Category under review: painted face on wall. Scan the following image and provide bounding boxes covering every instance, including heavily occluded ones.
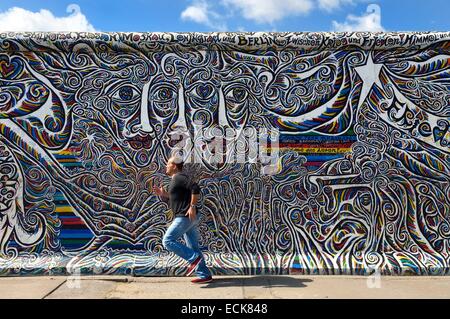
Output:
[142,49,256,171]
[121,47,366,173]
[103,48,257,172]
[70,48,257,171]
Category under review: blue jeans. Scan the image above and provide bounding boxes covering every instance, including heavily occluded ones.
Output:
[162,216,211,279]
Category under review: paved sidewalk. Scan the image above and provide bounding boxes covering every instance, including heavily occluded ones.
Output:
[1,275,450,299]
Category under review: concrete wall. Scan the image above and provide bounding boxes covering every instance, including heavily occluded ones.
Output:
[0,32,449,276]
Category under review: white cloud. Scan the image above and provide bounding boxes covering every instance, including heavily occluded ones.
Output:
[180,0,382,31]
[181,1,210,24]
[332,4,385,32]
[222,0,314,24]
[318,0,354,12]
[0,4,97,32]
[181,0,227,30]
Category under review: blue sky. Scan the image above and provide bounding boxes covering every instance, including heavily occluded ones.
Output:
[0,0,448,33]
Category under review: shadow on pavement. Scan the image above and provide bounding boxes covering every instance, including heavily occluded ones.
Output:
[201,276,313,289]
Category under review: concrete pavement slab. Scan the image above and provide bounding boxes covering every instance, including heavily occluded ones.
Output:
[45,279,119,299]
[106,277,245,299]
[0,277,66,299]
[269,276,450,299]
[239,276,310,299]
[2,276,450,299]
[241,276,273,299]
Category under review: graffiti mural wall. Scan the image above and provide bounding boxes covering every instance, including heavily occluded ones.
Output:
[0,32,449,276]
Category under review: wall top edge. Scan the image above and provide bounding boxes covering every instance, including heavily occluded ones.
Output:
[0,31,450,52]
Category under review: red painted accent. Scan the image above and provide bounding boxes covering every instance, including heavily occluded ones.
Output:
[60,218,85,225]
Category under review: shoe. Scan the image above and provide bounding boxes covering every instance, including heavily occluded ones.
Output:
[185,256,202,276]
[191,276,213,284]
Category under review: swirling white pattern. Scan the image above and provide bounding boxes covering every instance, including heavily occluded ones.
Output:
[0,32,449,276]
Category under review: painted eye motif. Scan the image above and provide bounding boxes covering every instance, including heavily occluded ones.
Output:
[155,87,174,102]
[227,87,248,103]
[225,86,249,109]
[150,85,177,104]
[190,83,215,100]
[150,84,178,116]
[118,86,134,101]
[111,85,140,104]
